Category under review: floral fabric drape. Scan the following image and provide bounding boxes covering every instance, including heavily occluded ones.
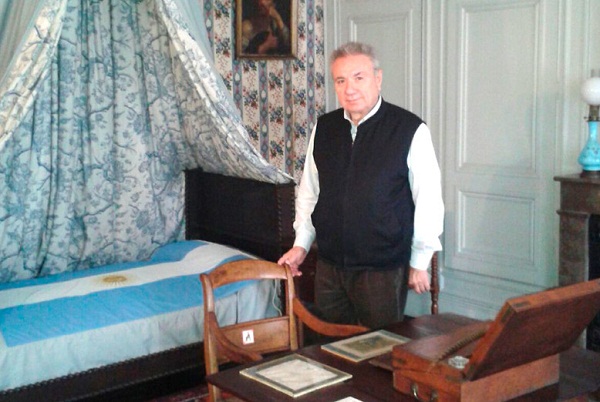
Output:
[0,0,291,283]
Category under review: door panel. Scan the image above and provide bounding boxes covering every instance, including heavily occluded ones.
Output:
[444,0,558,288]
[325,0,422,115]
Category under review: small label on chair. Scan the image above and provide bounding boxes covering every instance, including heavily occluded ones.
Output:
[242,330,255,345]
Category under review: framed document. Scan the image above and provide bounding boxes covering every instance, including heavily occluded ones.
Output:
[322,330,410,363]
[240,354,351,397]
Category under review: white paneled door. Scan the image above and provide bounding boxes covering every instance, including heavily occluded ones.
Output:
[441,0,559,318]
[325,0,562,319]
[324,0,422,115]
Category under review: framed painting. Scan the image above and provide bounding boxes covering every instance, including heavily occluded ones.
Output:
[235,0,297,59]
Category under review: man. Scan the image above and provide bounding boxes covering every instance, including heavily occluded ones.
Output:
[278,42,444,329]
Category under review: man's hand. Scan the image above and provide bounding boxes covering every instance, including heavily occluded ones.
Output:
[277,246,308,276]
[408,267,431,294]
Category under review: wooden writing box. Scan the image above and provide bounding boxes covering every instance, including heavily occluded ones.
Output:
[392,279,600,402]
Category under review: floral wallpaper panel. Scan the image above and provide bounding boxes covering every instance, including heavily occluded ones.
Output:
[202,0,326,183]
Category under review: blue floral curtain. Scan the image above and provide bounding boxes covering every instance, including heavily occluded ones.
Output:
[0,0,291,283]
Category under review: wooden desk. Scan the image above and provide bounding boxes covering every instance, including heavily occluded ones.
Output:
[205,313,600,402]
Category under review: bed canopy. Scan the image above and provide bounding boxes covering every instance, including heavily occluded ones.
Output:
[0,0,292,283]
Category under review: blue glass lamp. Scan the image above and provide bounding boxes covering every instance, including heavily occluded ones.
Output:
[579,75,600,177]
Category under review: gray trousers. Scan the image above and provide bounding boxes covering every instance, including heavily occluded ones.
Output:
[314,258,410,329]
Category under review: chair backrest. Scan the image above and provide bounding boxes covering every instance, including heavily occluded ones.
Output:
[200,259,368,401]
[201,259,298,401]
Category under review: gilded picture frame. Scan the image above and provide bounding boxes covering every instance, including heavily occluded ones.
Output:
[235,0,297,59]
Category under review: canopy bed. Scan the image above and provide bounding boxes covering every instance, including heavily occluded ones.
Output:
[0,169,296,402]
[0,0,295,400]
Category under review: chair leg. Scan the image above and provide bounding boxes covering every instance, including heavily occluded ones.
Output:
[207,383,221,402]
[298,320,306,348]
[206,385,245,402]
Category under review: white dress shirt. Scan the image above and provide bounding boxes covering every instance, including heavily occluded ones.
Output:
[293,98,444,270]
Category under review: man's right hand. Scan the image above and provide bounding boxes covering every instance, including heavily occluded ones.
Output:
[277,246,308,276]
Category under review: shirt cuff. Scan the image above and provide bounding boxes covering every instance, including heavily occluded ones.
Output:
[293,231,315,253]
[410,249,435,270]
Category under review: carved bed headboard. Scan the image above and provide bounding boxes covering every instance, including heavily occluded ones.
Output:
[184,168,296,261]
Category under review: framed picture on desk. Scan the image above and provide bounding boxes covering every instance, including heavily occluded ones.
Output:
[240,354,351,398]
[322,330,410,363]
[235,0,297,59]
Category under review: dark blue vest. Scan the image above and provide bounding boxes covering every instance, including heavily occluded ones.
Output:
[312,101,422,270]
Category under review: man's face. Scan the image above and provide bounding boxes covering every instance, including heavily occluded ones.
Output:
[331,54,382,124]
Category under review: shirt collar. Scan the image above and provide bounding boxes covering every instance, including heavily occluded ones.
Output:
[344,96,383,127]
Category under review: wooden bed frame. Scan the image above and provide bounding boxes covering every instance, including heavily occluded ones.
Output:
[0,168,296,402]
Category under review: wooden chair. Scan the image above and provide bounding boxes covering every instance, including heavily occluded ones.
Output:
[200,259,368,402]
[430,252,439,315]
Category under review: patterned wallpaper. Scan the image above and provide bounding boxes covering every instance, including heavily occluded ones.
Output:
[202,0,326,183]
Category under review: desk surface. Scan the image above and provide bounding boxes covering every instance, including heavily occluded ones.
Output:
[206,313,600,402]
